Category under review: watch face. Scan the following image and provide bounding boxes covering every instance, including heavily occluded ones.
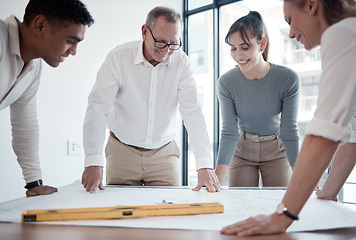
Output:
[276,202,286,214]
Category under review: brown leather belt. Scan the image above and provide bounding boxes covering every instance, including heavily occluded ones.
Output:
[109,131,152,151]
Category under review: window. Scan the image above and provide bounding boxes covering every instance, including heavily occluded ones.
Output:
[188,0,213,10]
[183,0,356,205]
[186,10,214,186]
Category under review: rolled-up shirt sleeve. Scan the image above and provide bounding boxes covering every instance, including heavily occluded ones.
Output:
[305,24,356,143]
[10,72,42,183]
[349,116,356,143]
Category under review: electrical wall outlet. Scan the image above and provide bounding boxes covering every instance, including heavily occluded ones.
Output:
[68,140,82,156]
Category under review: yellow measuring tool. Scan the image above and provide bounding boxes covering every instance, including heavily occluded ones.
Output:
[22,202,224,222]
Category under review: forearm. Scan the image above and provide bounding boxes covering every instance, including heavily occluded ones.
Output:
[281,139,299,167]
[215,136,238,184]
[215,164,229,184]
[282,135,338,217]
[10,99,42,183]
[320,142,356,198]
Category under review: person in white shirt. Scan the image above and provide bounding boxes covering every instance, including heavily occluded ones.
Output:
[221,0,356,236]
[0,0,94,197]
[81,6,220,193]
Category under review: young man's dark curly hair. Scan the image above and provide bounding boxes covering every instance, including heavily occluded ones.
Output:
[23,0,94,28]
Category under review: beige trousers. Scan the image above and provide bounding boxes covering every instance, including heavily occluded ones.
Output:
[229,133,292,187]
[105,135,181,186]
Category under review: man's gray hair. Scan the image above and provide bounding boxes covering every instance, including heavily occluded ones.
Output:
[145,6,182,28]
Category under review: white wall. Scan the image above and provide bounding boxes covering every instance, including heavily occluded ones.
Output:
[0,0,182,203]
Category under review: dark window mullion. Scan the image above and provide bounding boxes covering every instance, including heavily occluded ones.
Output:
[181,0,189,186]
[212,4,220,168]
[182,0,243,183]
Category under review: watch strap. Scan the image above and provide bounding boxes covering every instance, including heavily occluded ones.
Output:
[24,179,43,189]
[283,210,299,221]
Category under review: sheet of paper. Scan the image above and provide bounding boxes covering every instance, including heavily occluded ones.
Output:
[1,180,356,232]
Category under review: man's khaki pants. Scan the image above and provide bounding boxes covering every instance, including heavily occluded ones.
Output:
[105,135,181,186]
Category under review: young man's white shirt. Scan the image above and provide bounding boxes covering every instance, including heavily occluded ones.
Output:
[0,16,43,183]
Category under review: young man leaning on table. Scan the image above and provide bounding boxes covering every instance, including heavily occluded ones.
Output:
[0,0,94,197]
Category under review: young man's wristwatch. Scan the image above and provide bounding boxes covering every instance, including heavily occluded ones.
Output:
[276,202,299,221]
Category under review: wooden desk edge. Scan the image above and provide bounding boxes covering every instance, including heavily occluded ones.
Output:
[1,222,356,240]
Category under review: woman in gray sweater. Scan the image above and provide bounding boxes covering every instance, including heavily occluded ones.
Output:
[215,11,300,187]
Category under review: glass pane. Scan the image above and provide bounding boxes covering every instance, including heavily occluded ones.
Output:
[188,0,213,10]
[187,10,214,186]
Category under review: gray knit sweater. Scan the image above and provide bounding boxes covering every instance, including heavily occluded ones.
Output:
[216,63,300,166]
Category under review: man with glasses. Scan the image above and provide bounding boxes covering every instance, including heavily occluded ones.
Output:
[81,6,220,193]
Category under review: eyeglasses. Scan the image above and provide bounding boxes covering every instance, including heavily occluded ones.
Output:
[147,26,182,51]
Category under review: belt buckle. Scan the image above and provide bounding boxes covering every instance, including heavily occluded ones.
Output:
[252,135,259,142]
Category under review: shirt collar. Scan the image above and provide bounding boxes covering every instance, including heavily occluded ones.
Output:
[134,40,172,67]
